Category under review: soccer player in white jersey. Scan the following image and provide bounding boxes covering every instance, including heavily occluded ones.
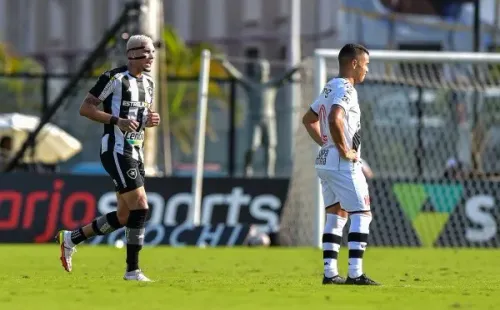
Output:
[302,44,380,285]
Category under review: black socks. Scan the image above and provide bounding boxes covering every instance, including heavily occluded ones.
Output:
[125,209,148,272]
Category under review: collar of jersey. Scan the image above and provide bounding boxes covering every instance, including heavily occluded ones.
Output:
[126,71,143,80]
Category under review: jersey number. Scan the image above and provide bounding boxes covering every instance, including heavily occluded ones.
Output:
[315,149,329,165]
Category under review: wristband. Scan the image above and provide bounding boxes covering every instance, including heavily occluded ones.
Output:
[110,116,119,125]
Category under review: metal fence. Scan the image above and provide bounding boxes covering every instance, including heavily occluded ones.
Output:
[3,67,500,179]
[0,72,294,178]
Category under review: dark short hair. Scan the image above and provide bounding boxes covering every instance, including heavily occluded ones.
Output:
[338,44,369,63]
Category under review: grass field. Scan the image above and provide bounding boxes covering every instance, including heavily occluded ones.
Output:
[0,245,498,310]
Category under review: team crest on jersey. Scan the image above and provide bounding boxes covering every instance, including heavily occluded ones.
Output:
[147,86,153,97]
[127,168,138,179]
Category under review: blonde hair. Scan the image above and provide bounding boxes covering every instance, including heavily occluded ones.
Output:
[126,34,153,51]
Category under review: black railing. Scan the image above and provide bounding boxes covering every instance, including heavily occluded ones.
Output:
[0,72,242,177]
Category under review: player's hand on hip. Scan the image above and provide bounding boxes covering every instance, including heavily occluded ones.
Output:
[345,149,359,162]
[146,112,160,127]
[118,119,139,132]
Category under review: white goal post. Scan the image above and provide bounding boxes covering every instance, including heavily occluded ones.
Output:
[307,48,500,249]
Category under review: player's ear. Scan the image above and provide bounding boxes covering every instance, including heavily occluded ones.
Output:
[352,59,358,69]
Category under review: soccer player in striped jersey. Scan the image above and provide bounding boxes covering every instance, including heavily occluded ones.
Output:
[302,44,380,285]
[56,34,160,282]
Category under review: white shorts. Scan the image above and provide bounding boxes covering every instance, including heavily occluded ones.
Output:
[316,165,371,213]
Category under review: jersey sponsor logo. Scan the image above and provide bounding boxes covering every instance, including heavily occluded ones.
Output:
[125,131,145,146]
[122,100,151,108]
[127,168,138,179]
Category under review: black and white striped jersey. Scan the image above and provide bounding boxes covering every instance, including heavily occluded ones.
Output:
[89,66,154,162]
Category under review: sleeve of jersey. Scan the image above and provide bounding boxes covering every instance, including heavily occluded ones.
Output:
[309,99,320,116]
[332,87,352,112]
[89,72,116,101]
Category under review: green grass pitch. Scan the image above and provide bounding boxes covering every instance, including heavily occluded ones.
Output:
[0,245,498,309]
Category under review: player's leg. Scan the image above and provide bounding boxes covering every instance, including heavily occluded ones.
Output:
[119,159,151,281]
[56,151,130,272]
[56,194,128,272]
[330,166,380,285]
[323,203,348,284]
[67,193,128,245]
[317,169,348,285]
[346,209,377,285]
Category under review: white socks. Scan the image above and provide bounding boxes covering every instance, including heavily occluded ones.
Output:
[347,213,372,278]
[322,214,347,278]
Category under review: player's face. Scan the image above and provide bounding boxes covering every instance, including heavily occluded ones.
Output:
[129,41,156,72]
[353,53,369,83]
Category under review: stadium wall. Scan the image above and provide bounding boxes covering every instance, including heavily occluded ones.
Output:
[0,174,499,247]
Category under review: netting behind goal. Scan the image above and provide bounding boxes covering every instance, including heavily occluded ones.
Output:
[280,49,500,247]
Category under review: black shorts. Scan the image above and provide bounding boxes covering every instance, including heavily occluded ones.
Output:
[100,151,145,194]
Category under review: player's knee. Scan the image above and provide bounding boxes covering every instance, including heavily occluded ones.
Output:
[117,210,129,226]
[349,212,372,233]
[122,188,149,211]
[137,194,149,210]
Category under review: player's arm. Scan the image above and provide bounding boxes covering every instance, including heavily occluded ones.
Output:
[79,94,138,131]
[79,72,116,124]
[145,108,160,127]
[79,93,115,124]
[145,81,160,128]
[328,105,357,161]
[302,108,323,146]
[79,73,138,131]
[361,159,374,178]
